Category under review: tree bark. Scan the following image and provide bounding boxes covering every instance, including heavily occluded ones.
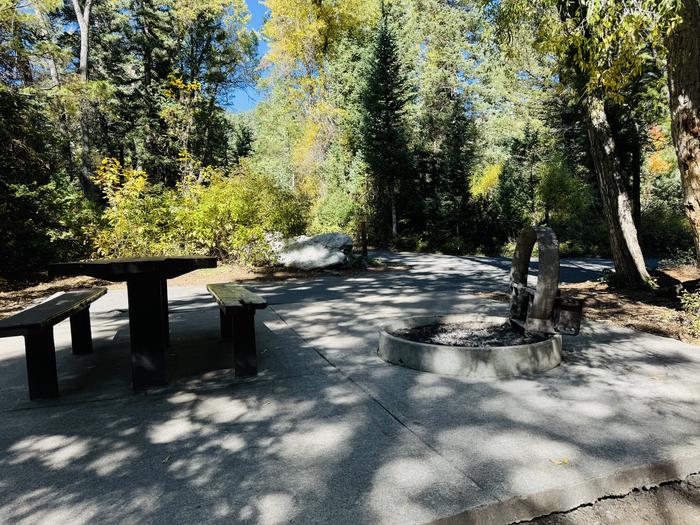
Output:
[632,158,641,230]
[667,0,700,265]
[585,95,652,287]
[630,121,642,230]
[72,0,95,200]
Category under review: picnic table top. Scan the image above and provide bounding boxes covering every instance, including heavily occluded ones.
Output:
[49,256,217,282]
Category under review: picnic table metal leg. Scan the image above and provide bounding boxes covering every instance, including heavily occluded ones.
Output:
[25,327,59,400]
[233,310,257,377]
[127,277,168,389]
[70,308,93,355]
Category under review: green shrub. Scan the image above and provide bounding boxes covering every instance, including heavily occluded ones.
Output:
[92,159,176,258]
[308,189,358,236]
[639,202,693,257]
[392,233,432,253]
[639,163,693,257]
[440,237,467,255]
[229,226,277,266]
[558,241,588,258]
[680,290,700,338]
[91,159,308,264]
[659,248,696,268]
[1,170,94,276]
[175,165,307,263]
[0,88,94,277]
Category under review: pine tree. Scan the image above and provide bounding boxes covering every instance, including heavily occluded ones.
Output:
[360,12,412,244]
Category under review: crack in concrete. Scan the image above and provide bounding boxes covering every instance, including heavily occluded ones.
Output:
[510,470,700,524]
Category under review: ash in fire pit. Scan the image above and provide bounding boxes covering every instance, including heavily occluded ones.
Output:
[391,322,547,348]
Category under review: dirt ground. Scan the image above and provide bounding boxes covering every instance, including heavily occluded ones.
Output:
[519,473,700,525]
[562,265,700,345]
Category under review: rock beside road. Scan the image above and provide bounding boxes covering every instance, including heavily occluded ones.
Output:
[270,232,354,270]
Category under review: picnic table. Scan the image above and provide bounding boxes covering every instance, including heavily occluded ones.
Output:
[50,256,217,389]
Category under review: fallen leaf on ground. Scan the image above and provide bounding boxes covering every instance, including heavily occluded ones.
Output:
[549,458,570,465]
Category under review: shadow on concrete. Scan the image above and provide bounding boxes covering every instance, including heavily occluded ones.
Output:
[0,255,696,524]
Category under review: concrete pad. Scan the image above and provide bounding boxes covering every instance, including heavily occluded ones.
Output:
[0,370,487,524]
[270,297,509,371]
[273,290,700,523]
[0,256,697,524]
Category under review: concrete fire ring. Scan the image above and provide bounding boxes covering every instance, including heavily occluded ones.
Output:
[378,313,562,378]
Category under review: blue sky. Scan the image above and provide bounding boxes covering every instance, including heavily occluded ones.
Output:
[227,0,268,112]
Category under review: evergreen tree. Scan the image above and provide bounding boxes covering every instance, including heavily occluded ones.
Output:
[81,0,258,185]
[0,87,88,274]
[410,0,478,248]
[360,13,412,243]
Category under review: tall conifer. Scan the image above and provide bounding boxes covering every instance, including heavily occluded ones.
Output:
[360,9,412,243]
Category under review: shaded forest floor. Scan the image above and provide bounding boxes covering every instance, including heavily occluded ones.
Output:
[563,264,700,345]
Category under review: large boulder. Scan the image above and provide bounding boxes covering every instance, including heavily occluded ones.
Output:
[271,232,354,270]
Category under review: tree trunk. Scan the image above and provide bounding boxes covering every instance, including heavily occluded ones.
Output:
[667,0,700,265]
[630,121,642,230]
[632,160,641,230]
[585,95,653,287]
[72,0,95,200]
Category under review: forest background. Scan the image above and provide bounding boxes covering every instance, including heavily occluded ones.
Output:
[0,0,694,285]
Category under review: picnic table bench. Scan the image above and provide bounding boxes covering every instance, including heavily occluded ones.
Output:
[0,288,107,399]
[207,284,267,377]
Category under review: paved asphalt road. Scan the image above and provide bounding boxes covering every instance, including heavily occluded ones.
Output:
[248,251,657,308]
[374,251,660,285]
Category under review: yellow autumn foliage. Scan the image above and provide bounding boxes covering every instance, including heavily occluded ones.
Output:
[471,163,503,198]
[263,0,379,73]
[648,152,673,176]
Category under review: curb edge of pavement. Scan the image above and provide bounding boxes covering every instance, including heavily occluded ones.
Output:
[429,452,700,525]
